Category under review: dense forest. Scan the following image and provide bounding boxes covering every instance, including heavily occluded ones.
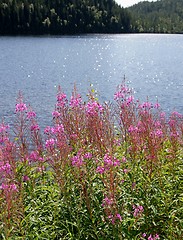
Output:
[128,0,183,33]
[0,0,183,35]
[0,0,131,34]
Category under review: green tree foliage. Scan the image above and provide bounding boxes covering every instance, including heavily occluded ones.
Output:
[0,0,132,34]
[128,0,183,33]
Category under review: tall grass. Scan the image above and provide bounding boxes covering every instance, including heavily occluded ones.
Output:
[0,83,182,239]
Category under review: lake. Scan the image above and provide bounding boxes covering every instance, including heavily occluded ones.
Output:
[0,34,183,128]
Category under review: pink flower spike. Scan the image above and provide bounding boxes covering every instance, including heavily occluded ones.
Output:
[84,152,92,159]
[0,123,9,133]
[45,138,56,149]
[116,213,122,221]
[142,233,147,238]
[148,235,153,240]
[15,103,27,112]
[23,175,30,182]
[44,126,52,134]
[96,166,105,174]
[154,102,160,109]
[30,124,40,132]
[27,111,36,119]
[52,111,60,117]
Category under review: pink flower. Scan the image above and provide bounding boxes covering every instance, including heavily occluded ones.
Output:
[104,153,113,166]
[52,111,61,117]
[139,102,153,110]
[103,153,120,167]
[45,138,56,149]
[133,205,144,217]
[0,123,9,133]
[57,92,67,102]
[57,92,67,108]
[96,166,105,174]
[122,156,127,163]
[0,163,11,175]
[108,213,122,225]
[51,124,64,134]
[29,151,43,163]
[71,153,84,167]
[154,102,160,109]
[15,103,27,112]
[148,235,154,240]
[44,126,52,134]
[142,233,147,238]
[70,94,82,108]
[30,124,40,132]
[1,183,18,192]
[126,95,134,104]
[116,213,122,221]
[86,101,103,116]
[83,152,92,159]
[23,175,30,182]
[114,91,124,100]
[27,111,36,119]
[102,197,113,207]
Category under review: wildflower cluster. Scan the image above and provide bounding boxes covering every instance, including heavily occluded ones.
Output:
[0,84,182,239]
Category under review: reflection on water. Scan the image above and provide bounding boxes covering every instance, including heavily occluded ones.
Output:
[0,34,183,128]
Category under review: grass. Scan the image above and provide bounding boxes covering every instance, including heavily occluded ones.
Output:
[0,83,183,239]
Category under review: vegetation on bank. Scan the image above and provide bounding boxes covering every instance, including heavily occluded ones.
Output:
[0,0,131,35]
[128,0,183,34]
[1,0,183,35]
[0,83,183,239]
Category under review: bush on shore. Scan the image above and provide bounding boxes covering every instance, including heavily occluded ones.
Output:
[0,84,183,239]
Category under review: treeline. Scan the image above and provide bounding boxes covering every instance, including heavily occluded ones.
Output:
[128,0,183,33]
[0,0,132,35]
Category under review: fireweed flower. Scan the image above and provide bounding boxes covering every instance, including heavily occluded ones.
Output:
[51,124,64,134]
[154,102,160,109]
[133,205,144,217]
[116,213,122,221]
[0,123,9,133]
[56,92,67,108]
[23,175,30,182]
[44,126,52,134]
[29,151,44,163]
[27,111,36,119]
[52,110,61,118]
[104,153,120,168]
[83,152,92,159]
[86,101,104,116]
[114,84,131,101]
[147,234,160,240]
[126,95,134,105]
[114,91,124,100]
[96,166,105,174]
[71,153,84,168]
[0,163,11,176]
[102,196,113,207]
[70,94,82,108]
[139,102,153,110]
[45,138,56,150]
[0,183,18,192]
[30,124,40,132]
[108,213,122,225]
[15,103,27,112]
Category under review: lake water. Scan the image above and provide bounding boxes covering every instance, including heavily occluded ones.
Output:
[0,34,183,128]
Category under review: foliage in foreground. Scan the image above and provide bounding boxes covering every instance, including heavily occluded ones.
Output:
[0,84,183,239]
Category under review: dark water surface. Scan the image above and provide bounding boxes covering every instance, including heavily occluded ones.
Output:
[0,34,183,128]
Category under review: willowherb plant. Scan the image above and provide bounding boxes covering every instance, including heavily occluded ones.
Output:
[0,83,183,239]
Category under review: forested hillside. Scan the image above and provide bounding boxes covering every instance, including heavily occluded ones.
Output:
[128,0,183,33]
[0,0,131,35]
